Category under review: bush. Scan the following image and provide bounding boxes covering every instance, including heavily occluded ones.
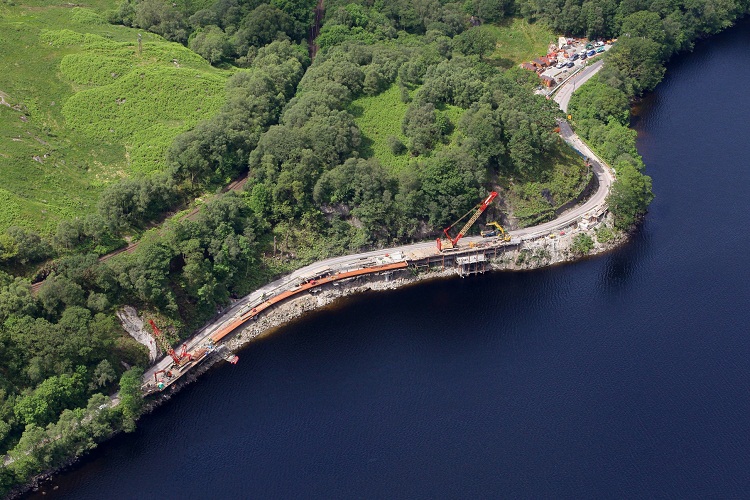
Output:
[71,7,106,25]
[387,135,406,155]
[608,163,654,230]
[595,225,615,244]
[402,102,441,155]
[571,233,594,255]
[117,368,144,432]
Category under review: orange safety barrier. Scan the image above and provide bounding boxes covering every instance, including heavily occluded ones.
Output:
[209,261,408,344]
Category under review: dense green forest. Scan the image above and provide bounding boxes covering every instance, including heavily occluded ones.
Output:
[2,0,749,493]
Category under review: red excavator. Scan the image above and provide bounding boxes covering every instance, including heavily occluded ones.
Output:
[437,192,498,251]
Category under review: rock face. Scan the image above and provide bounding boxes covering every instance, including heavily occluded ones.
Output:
[116,306,158,362]
[491,214,623,271]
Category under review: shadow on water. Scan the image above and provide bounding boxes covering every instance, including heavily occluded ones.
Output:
[597,221,652,291]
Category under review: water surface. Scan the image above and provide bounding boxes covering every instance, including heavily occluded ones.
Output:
[32,18,750,498]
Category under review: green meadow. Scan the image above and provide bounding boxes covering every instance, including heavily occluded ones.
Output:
[350,84,464,174]
[0,2,229,233]
[485,18,556,68]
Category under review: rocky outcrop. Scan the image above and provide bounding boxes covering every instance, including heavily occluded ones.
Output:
[491,214,624,271]
[116,306,158,362]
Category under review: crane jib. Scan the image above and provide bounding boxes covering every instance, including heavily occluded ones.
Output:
[443,191,498,247]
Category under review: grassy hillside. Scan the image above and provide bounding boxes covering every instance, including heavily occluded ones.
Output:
[349,85,412,173]
[350,84,464,174]
[0,2,229,233]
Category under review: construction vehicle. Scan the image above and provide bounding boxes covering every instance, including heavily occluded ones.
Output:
[480,221,511,242]
[149,319,192,369]
[437,192,498,251]
[152,369,174,390]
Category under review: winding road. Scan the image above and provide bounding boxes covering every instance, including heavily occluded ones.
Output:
[142,63,613,385]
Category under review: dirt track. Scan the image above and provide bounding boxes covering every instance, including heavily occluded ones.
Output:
[308,0,324,59]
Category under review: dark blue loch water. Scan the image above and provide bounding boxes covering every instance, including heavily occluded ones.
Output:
[31,18,750,499]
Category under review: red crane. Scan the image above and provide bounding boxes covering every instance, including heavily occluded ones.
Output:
[149,319,191,367]
[437,191,498,251]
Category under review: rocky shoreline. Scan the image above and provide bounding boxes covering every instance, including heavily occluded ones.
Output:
[14,216,625,499]
[153,214,626,399]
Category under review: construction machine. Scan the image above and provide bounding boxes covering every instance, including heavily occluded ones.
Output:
[148,319,192,368]
[481,221,511,242]
[437,192,498,251]
[152,369,174,388]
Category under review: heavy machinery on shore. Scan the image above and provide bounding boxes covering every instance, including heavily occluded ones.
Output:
[149,319,193,369]
[481,221,511,241]
[437,192,498,251]
[152,369,174,390]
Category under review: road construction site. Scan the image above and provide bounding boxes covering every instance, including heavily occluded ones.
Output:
[139,65,616,396]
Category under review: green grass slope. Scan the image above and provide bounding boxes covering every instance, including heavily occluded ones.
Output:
[350,85,412,172]
[0,4,229,233]
[351,84,464,174]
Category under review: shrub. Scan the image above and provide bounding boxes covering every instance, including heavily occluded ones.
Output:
[71,7,105,25]
[571,233,594,255]
[387,135,406,155]
[595,225,615,244]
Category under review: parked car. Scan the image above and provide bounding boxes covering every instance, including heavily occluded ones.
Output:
[580,53,587,60]
[585,43,593,49]
[596,46,605,53]
[587,49,596,57]
[557,61,567,69]
[570,53,579,61]
[566,61,575,68]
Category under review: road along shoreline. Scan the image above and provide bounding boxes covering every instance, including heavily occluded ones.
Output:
[138,92,617,392]
[139,209,619,395]
[140,209,627,410]
[225,218,626,351]
[5,63,622,498]
[137,156,621,394]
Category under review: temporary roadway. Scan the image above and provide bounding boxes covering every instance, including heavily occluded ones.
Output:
[142,62,613,393]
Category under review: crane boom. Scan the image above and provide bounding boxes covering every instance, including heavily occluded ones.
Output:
[149,319,186,367]
[437,191,498,251]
